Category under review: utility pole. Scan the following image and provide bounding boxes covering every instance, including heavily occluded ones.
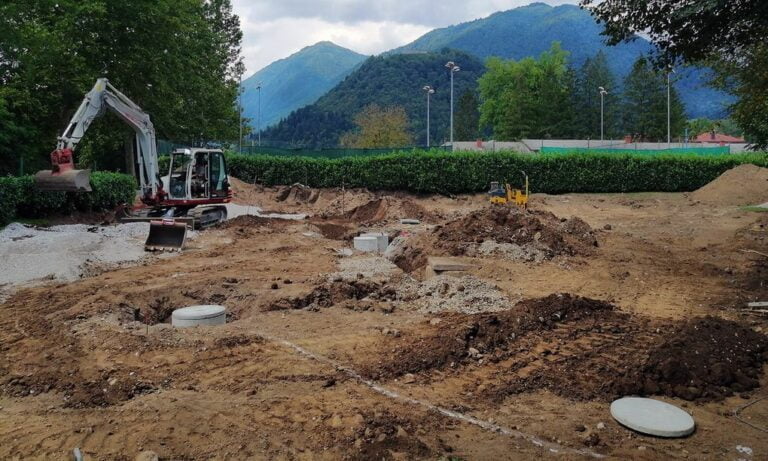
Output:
[667,66,675,146]
[599,86,608,143]
[423,85,435,147]
[256,82,262,147]
[238,74,243,154]
[445,61,460,146]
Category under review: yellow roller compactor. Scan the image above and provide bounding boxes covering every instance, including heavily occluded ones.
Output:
[34,78,232,250]
[488,171,529,209]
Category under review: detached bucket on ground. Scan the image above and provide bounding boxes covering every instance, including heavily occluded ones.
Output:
[145,219,187,251]
[33,169,92,192]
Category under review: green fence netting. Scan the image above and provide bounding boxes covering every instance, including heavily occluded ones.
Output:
[540,146,731,155]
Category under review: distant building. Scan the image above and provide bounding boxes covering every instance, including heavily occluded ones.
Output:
[694,130,745,144]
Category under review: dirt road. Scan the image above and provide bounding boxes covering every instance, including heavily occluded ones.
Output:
[1,173,767,460]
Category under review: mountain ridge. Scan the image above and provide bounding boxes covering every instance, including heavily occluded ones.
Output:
[241,41,367,129]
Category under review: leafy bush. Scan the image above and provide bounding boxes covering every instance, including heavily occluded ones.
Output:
[226,150,768,194]
[0,176,22,225]
[70,172,137,212]
[14,176,68,218]
[0,172,136,225]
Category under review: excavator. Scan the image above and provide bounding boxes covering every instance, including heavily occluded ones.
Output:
[34,78,232,250]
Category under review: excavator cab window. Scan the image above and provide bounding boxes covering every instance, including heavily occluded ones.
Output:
[168,153,191,199]
[191,152,209,198]
[209,151,228,198]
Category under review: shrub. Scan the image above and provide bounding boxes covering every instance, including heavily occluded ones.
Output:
[226,150,768,194]
[0,176,22,226]
[70,172,137,212]
[0,172,136,225]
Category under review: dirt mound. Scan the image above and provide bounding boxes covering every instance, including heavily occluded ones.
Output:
[343,197,435,224]
[361,295,768,402]
[618,316,768,400]
[275,183,320,204]
[267,279,399,312]
[691,164,768,206]
[360,294,617,379]
[435,207,597,260]
[312,221,357,240]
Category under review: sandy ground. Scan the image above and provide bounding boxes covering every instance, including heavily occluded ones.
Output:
[1,170,767,460]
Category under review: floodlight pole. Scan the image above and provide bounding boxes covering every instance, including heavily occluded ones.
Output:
[423,85,435,147]
[238,74,243,154]
[257,82,262,147]
[446,61,460,146]
[599,86,608,142]
[667,67,674,146]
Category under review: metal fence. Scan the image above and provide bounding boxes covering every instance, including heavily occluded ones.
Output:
[235,145,451,158]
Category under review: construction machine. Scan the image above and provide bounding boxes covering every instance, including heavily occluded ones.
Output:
[34,78,231,250]
[488,171,529,208]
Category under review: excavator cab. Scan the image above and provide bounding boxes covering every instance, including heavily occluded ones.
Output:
[164,149,229,201]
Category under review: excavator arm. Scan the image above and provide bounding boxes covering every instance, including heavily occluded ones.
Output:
[35,78,160,201]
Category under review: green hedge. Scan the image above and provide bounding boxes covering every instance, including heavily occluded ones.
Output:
[227,150,768,195]
[0,172,136,226]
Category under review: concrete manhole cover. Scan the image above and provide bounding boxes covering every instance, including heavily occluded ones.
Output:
[610,397,695,437]
[172,304,227,327]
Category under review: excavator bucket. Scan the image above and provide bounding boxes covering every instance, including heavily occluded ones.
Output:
[145,219,187,251]
[34,169,92,192]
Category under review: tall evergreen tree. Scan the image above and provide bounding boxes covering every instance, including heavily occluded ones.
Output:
[454,90,480,141]
[622,57,686,141]
[572,51,620,139]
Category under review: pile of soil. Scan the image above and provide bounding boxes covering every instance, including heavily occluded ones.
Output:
[360,294,617,379]
[360,293,768,402]
[434,207,597,259]
[267,279,400,311]
[691,164,768,206]
[618,316,768,400]
[275,183,320,204]
[342,197,435,224]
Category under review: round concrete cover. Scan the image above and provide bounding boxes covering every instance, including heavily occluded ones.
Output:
[610,397,695,437]
[173,305,226,320]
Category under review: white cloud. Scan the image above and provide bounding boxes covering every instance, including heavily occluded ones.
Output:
[232,0,578,75]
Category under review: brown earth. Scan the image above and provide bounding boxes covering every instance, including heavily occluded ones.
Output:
[2,178,768,460]
[691,164,768,206]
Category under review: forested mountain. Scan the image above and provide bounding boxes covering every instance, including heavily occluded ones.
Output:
[391,2,730,119]
[241,41,366,130]
[261,51,484,147]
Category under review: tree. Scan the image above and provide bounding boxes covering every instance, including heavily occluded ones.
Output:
[478,42,574,140]
[454,90,480,141]
[580,0,768,147]
[572,51,620,139]
[622,57,686,141]
[340,104,412,148]
[0,0,243,175]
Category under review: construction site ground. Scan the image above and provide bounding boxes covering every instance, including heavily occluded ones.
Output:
[2,167,768,460]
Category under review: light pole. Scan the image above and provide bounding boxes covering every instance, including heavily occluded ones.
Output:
[423,85,435,147]
[238,74,243,154]
[598,86,608,142]
[445,61,460,146]
[256,82,262,147]
[667,66,675,146]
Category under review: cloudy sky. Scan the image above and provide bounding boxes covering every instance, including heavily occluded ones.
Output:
[232,0,578,76]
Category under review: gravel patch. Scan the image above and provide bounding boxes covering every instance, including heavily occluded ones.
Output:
[328,256,400,281]
[0,222,166,286]
[412,275,514,314]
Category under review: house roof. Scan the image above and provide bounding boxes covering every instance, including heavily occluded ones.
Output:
[694,132,745,143]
